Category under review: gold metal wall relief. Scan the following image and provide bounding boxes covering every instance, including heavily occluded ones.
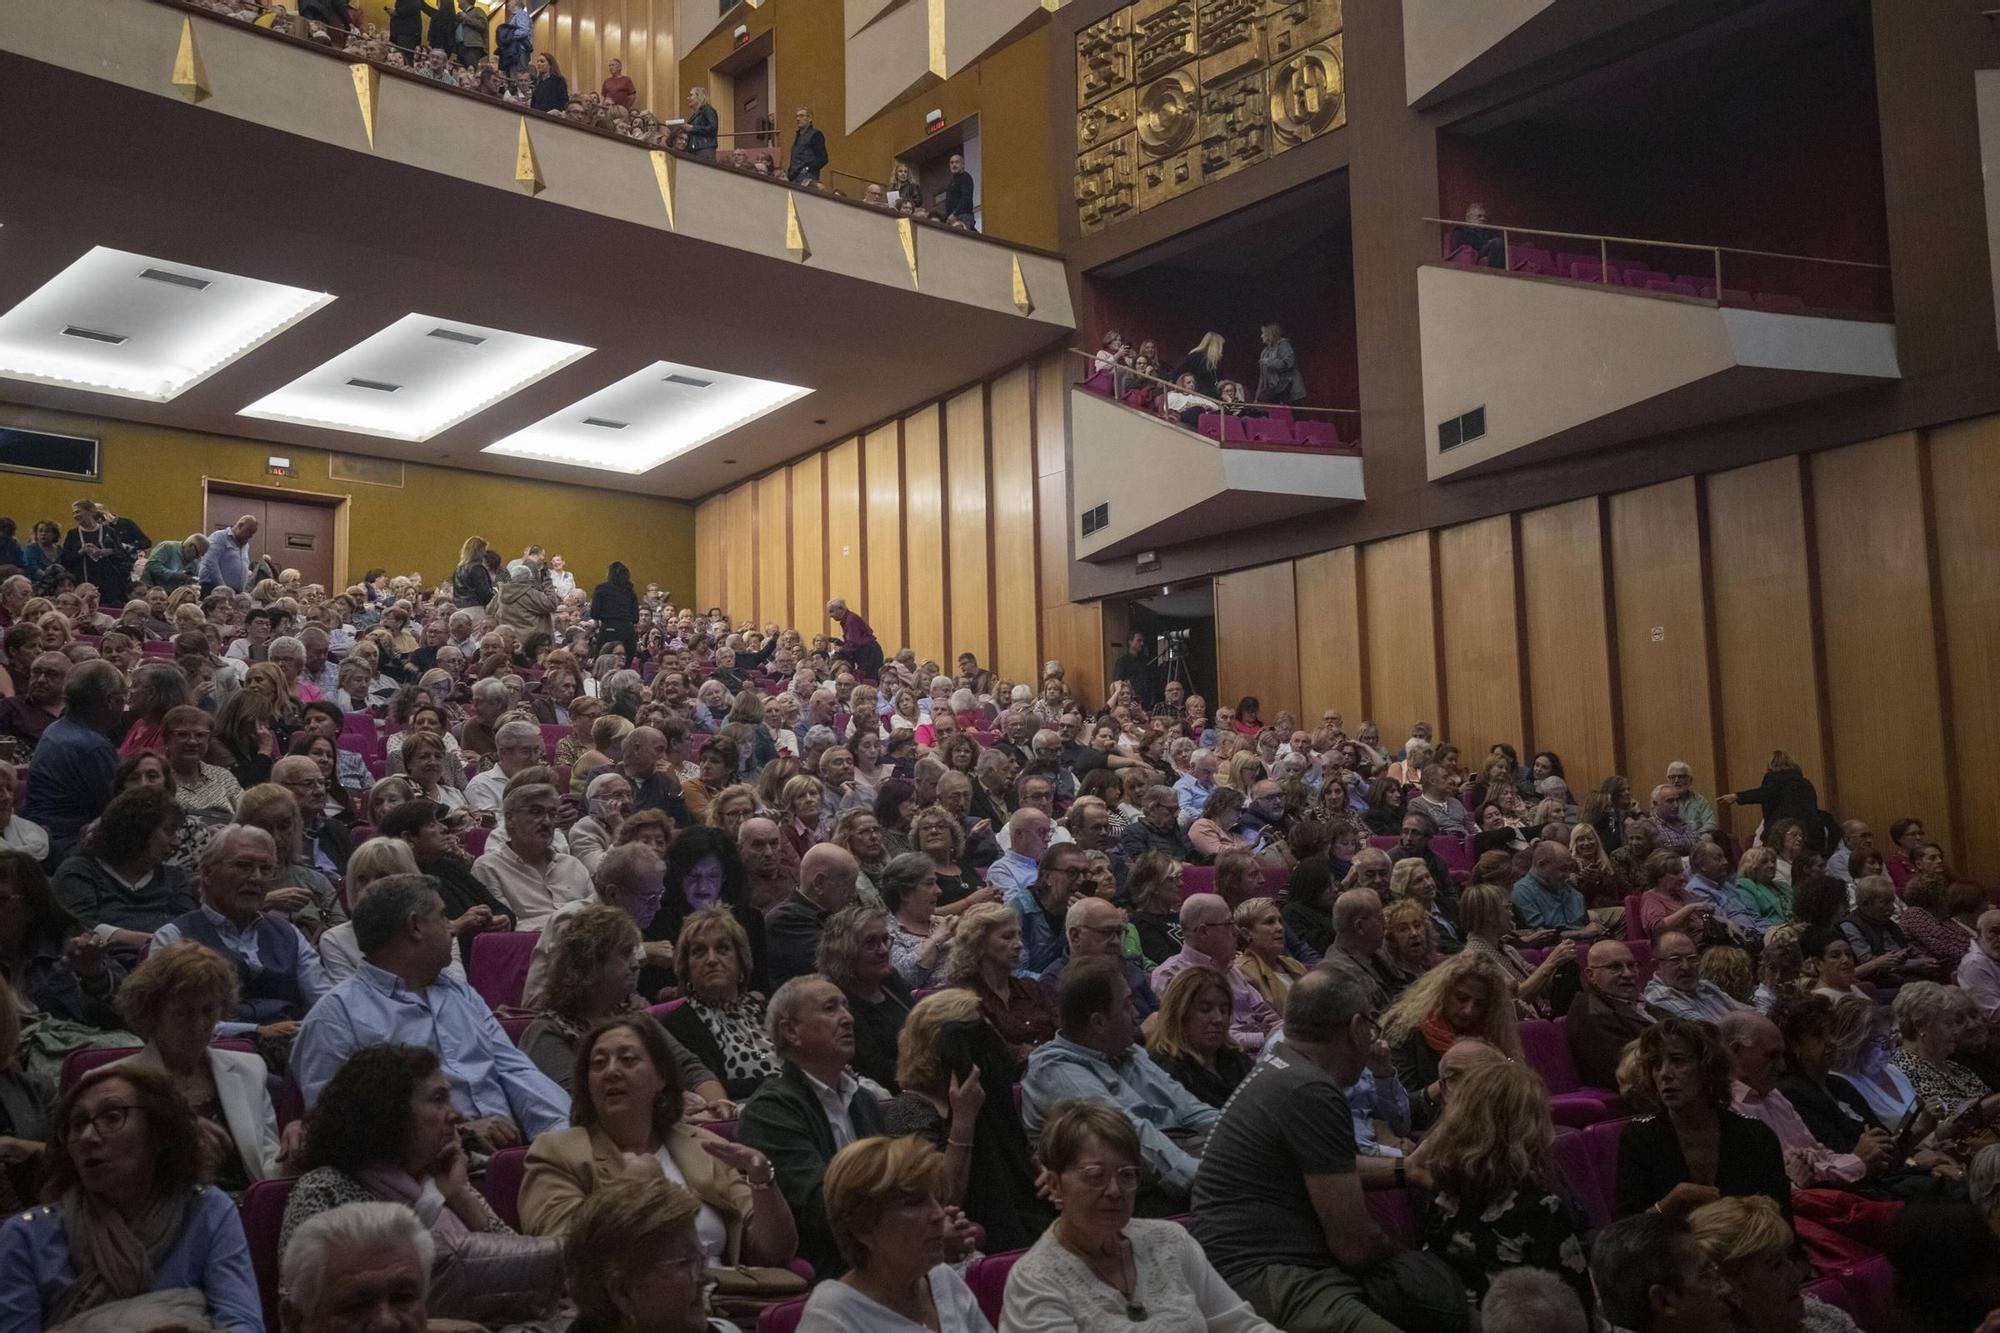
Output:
[1077,0,1344,232]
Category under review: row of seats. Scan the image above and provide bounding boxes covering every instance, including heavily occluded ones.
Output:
[1444,242,1836,316]
[1076,372,1356,451]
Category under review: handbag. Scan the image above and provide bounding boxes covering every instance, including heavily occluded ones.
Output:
[704,1264,810,1319]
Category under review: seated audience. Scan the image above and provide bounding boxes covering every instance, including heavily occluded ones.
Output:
[1283,856,1338,957]
[0,762,49,866]
[235,781,344,939]
[942,901,1057,1064]
[737,974,890,1278]
[1566,939,1657,1088]
[817,903,912,1092]
[1637,850,1711,938]
[20,660,124,860]
[1383,949,1523,1129]
[1587,1211,1727,1333]
[1732,847,1793,932]
[1235,894,1306,1013]
[278,1199,434,1333]
[53,784,197,957]
[1152,892,1280,1052]
[1899,872,1976,970]
[1753,924,1809,1012]
[661,905,783,1100]
[0,985,53,1212]
[471,782,593,929]
[882,851,953,989]
[1478,1268,1590,1333]
[1961,905,2000,1025]
[767,843,861,989]
[1721,1009,1893,1191]
[1038,895,1158,1018]
[519,903,645,1086]
[1322,886,1405,1010]
[1614,1017,1789,1218]
[1457,882,1573,1018]
[1004,1099,1277,1333]
[568,771,630,872]
[1644,928,1748,1023]
[1892,980,2000,1120]
[0,849,125,1031]
[1687,1194,1862,1333]
[561,1173,744,1333]
[281,1044,563,1326]
[0,1065,260,1331]
[1125,852,1187,967]
[1146,965,1255,1109]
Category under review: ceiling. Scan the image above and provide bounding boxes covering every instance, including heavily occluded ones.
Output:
[0,51,1067,501]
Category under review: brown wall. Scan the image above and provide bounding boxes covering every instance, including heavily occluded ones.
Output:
[533,0,679,119]
[1187,414,2000,880]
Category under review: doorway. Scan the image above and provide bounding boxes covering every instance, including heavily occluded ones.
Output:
[202,480,349,592]
[1122,583,1217,707]
[900,115,980,223]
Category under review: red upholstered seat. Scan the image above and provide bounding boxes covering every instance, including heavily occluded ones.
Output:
[499,1014,533,1044]
[1243,417,1296,445]
[467,931,538,1011]
[540,723,568,757]
[1179,865,1217,900]
[1833,1254,1895,1331]
[1292,420,1341,447]
[1363,1186,1420,1247]
[756,1296,808,1333]
[648,998,687,1018]
[1196,412,1224,439]
[481,1146,529,1229]
[1518,1017,1583,1093]
[62,1039,257,1090]
[966,1250,1024,1324]
[1431,834,1472,879]
[462,826,490,858]
[1624,894,1646,940]
[238,1176,298,1330]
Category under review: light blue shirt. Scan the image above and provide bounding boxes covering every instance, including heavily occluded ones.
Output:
[1687,872,1762,937]
[153,903,332,1037]
[1509,873,1587,931]
[1644,975,1748,1024]
[1021,1035,1218,1193]
[1172,774,1213,829]
[196,527,252,592]
[293,961,569,1136]
[985,850,1038,900]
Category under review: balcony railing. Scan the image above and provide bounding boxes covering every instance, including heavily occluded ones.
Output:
[1069,349,1360,452]
[1424,216,1893,321]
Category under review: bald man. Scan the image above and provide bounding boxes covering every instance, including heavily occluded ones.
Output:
[738,815,792,913]
[1565,939,1657,1088]
[765,843,859,987]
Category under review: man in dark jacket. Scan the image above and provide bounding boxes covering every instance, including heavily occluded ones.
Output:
[1566,939,1658,1088]
[764,844,859,988]
[788,106,828,186]
[737,975,887,1276]
[1119,785,1192,863]
[943,153,977,227]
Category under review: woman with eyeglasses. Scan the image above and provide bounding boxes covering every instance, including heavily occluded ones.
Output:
[0,1064,261,1331]
[1003,1099,1276,1332]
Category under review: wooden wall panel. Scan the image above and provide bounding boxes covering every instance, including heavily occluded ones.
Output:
[1436,516,1525,759]
[1216,563,1301,722]
[1295,547,1365,722]
[1704,456,1825,841]
[694,496,723,615]
[1519,498,1618,791]
[1608,478,1718,798]
[754,471,788,631]
[1044,601,1107,711]
[989,366,1040,685]
[721,483,754,623]
[825,439,864,624]
[1360,532,1441,746]
[945,387,992,668]
[788,453,825,634]
[1811,435,1955,851]
[1035,353,1071,610]
[902,406,947,667]
[1929,417,2000,876]
[863,424,905,656]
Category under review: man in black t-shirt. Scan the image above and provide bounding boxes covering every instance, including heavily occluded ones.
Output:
[1110,631,1163,709]
[1192,969,1468,1333]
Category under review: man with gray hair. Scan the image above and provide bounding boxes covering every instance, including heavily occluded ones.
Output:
[22,658,126,858]
[293,873,569,1144]
[1121,784,1193,862]
[296,625,340,695]
[280,1200,432,1333]
[618,725,693,828]
[1322,887,1400,1010]
[1957,907,2000,1027]
[154,823,332,1043]
[567,770,631,873]
[460,676,510,761]
[1663,760,1718,835]
[463,718,546,822]
[471,783,593,929]
[1479,1266,1589,1333]
[737,973,885,1277]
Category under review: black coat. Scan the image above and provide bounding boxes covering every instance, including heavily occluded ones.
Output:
[1613,1111,1790,1220]
[589,581,638,629]
[530,73,569,113]
[687,104,719,156]
[944,170,976,220]
[452,561,494,610]
[736,1062,887,1277]
[788,125,828,178]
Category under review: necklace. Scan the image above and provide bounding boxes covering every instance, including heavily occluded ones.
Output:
[1058,1221,1147,1322]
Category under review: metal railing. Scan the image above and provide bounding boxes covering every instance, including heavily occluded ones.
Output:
[1069,348,1359,418]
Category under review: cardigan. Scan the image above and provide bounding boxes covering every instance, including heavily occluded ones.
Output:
[1612,1111,1790,1219]
[737,1061,887,1278]
[519,1122,755,1256]
[114,1045,281,1184]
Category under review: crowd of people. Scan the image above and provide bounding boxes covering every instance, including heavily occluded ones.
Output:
[1090,324,1312,425]
[0,498,1997,1333]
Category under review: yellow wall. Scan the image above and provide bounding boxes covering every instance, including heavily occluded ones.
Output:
[534,0,677,119]
[676,0,1060,250]
[0,404,695,595]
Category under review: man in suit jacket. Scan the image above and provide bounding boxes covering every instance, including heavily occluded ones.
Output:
[737,976,886,1276]
[763,844,860,988]
[788,107,828,186]
[1566,939,1657,1088]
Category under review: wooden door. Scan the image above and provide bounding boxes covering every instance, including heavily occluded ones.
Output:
[204,490,338,591]
[736,58,772,147]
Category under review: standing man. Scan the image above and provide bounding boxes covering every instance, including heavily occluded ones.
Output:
[788,106,828,187]
[198,513,259,595]
[943,152,977,228]
[601,56,635,107]
[1110,630,1163,710]
[825,597,882,678]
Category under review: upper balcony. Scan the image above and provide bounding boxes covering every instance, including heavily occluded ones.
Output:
[0,0,1071,497]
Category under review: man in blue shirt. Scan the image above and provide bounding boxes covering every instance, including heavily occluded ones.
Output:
[987,808,1051,899]
[21,660,124,860]
[1173,749,1219,829]
[1002,842,1083,979]
[196,513,259,594]
[293,874,568,1148]
[1685,839,1762,942]
[1509,840,1605,943]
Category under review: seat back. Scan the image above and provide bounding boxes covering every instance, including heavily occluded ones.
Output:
[481,1145,530,1230]
[755,1296,809,1333]
[647,998,687,1019]
[466,931,539,1011]
[239,1176,298,1331]
[499,1014,533,1044]
[540,723,568,757]
[1624,894,1646,940]
[1195,411,1223,439]
[1574,1117,1632,1227]
[1363,1187,1420,1247]
[1835,1254,1896,1332]
[1179,865,1217,900]
[60,1046,142,1091]
[1292,420,1340,447]
[1431,834,1472,879]
[966,1250,1024,1324]
[1243,417,1296,445]
[1519,1017,1582,1093]
[1510,244,1556,274]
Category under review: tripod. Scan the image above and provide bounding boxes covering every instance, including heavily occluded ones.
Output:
[1158,646,1196,697]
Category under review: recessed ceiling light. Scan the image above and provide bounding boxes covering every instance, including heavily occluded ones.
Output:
[484,359,811,475]
[582,417,628,429]
[240,313,592,442]
[0,246,333,401]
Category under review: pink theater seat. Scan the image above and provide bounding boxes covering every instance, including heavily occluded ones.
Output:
[1196,412,1224,440]
[1509,245,1556,275]
[1179,866,1217,900]
[648,998,687,1019]
[1363,1187,1420,1247]
[462,826,490,858]
[62,1039,257,1090]
[480,1146,529,1230]
[540,724,567,757]
[966,1250,1024,1325]
[1082,368,1115,396]
[1550,1126,1610,1229]
[1834,1255,1895,1332]
[499,1014,533,1044]
[1445,244,1479,267]
[1292,420,1341,447]
[1368,835,1398,852]
[1624,895,1647,941]
[1264,406,1296,425]
[1802,1276,1855,1320]
[467,931,539,1011]
[142,640,175,656]
[1752,291,1809,314]
[756,1297,809,1333]
[239,1176,298,1331]
[1261,865,1291,899]
[1430,834,1473,880]
[1518,1018,1586,1095]
[1243,417,1297,445]
[349,823,376,846]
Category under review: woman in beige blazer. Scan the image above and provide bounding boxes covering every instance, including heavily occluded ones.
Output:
[519,1014,798,1269]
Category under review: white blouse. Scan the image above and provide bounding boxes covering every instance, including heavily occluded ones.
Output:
[999,1219,1275,1333]
[798,1265,993,1333]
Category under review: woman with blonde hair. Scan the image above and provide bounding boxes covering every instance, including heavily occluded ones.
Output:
[452,535,494,615]
[1734,846,1794,932]
[1146,966,1252,1109]
[315,837,461,985]
[1174,332,1225,397]
[1457,881,1574,1018]
[1753,923,1808,1012]
[1415,1061,1590,1311]
[1382,948,1522,1128]
[1389,855,1459,952]
[943,902,1054,1065]
[1566,821,1621,906]
[705,782,761,840]
[1232,896,1304,1015]
[1687,1194,1860,1333]
[778,775,824,861]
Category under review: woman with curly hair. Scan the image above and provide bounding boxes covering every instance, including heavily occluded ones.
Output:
[281,1045,562,1326]
[943,901,1055,1067]
[52,784,195,957]
[911,804,987,911]
[1613,1017,1790,1219]
[1382,949,1523,1128]
[520,904,643,1091]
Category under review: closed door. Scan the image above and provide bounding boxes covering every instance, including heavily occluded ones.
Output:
[204,491,337,591]
[736,58,771,146]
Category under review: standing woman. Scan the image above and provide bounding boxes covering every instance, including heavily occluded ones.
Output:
[530,52,569,112]
[590,562,640,663]
[1253,322,1306,406]
[1175,332,1225,398]
[1718,751,1824,850]
[451,537,494,623]
[685,85,720,160]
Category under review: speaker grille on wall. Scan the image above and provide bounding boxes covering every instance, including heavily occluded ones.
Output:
[1080,502,1110,536]
[328,452,405,487]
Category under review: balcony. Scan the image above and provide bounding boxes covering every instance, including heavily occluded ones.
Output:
[1070,360,1363,561]
[1418,221,1899,480]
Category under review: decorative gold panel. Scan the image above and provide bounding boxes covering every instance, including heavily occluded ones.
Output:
[1077,10,1133,108]
[1076,134,1140,235]
[1198,67,1267,182]
[1131,0,1198,84]
[1078,87,1137,154]
[1269,34,1344,153]
[1135,67,1201,160]
[1076,0,1345,233]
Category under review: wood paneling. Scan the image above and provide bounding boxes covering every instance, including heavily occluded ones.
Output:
[1436,516,1524,757]
[1811,434,1955,852]
[863,424,905,655]
[1928,416,2000,876]
[754,470,789,630]
[1361,532,1441,746]
[722,483,754,622]
[1704,456,1825,841]
[1044,601,1107,711]
[902,406,947,667]
[1608,478,1717,797]
[1216,563,1300,722]
[694,496,723,614]
[1296,546,1364,722]
[945,386,992,667]
[1035,350,1072,609]
[1519,498,1618,789]
[789,453,826,633]
[990,366,1040,684]
[825,438,864,619]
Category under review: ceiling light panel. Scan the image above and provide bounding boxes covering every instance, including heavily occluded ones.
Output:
[0,247,332,402]
[239,314,592,442]
[483,360,811,474]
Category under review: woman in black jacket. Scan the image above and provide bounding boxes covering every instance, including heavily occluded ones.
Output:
[685,86,719,160]
[1719,750,1828,852]
[530,53,569,113]
[589,561,640,660]
[451,535,494,614]
[1613,1018,1791,1220]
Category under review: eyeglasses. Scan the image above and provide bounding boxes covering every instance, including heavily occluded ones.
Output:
[1071,1164,1140,1193]
[65,1102,136,1140]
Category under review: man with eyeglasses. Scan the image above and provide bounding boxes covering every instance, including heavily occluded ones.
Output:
[471,783,593,931]
[153,824,332,1047]
[272,755,354,882]
[1152,893,1279,1051]
[0,651,68,755]
[1566,939,1659,1088]
[1120,785,1192,863]
[566,771,631,874]
[1643,928,1748,1024]
[1003,843,1086,978]
[1036,896,1158,1019]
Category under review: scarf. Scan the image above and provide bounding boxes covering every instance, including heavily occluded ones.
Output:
[1420,1013,1460,1055]
[359,1164,471,1240]
[52,1187,192,1325]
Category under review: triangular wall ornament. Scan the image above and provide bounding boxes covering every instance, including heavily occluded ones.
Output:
[649,150,678,228]
[898,217,919,288]
[785,195,810,261]
[350,63,380,149]
[1011,254,1034,315]
[171,18,210,104]
[515,119,545,195]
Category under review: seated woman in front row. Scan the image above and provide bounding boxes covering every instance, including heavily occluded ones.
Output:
[1613,1017,1790,1220]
